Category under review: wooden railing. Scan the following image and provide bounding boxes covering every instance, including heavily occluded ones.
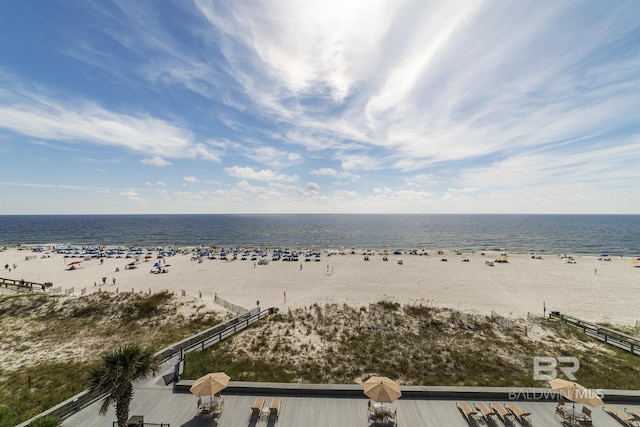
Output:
[15,307,277,426]
[550,311,640,356]
[172,307,277,389]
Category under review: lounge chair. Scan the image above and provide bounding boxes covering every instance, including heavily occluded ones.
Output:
[604,406,637,426]
[504,402,532,422]
[490,402,516,423]
[269,397,281,421]
[250,397,265,421]
[457,401,479,425]
[627,407,640,421]
[474,402,497,422]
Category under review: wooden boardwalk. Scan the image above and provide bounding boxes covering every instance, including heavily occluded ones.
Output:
[62,383,640,427]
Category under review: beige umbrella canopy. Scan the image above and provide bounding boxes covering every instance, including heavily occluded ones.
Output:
[363,376,402,403]
[549,378,604,407]
[189,372,231,397]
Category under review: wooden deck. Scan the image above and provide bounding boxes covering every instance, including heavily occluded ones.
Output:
[62,384,640,427]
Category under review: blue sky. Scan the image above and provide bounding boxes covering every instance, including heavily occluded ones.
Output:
[0,0,639,214]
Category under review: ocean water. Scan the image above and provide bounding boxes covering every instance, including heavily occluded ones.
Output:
[0,214,638,255]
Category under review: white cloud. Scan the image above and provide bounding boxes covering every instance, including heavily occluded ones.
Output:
[224,166,298,183]
[120,189,141,200]
[141,156,172,167]
[311,168,338,177]
[183,176,200,183]
[0,82,220,162]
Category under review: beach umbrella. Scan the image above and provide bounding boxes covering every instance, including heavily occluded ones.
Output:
[549,378,603,422]
[189,372,230,397]
[363,376,402,403]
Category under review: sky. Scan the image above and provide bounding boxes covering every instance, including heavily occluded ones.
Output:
[0,0,639,214]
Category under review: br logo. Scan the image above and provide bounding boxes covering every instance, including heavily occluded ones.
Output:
[533,356,580,381]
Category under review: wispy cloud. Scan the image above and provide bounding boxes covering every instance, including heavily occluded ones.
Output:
[141,156,172,167]
[183,176,200,183]
[0,76,220,162]
[1,1,637,213]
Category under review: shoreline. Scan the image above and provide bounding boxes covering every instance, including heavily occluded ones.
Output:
[5,243,638,258]
[2,246,639,326]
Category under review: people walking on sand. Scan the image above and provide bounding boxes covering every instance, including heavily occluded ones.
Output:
[112,277,116,285]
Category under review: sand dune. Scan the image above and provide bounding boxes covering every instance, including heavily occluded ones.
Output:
[1,247,639,326]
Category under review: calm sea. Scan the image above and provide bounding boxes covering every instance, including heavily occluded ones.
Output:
[0,214,638,255]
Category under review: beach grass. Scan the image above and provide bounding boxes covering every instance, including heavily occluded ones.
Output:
[183,302,640,389]
[0,292,224,427]
[2,292,640,426]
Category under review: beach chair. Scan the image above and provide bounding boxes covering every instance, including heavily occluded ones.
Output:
[250,397,265,421]
[212,397,224,416]
[504,402,532,423]
[555,405,570,421]
[474,402,497,422]
[368,400,376,420]
[627,407,640,421]
[268,397,281,421]
[579,406,592,426]
[604,406,637,426]
[457,401,480,425]
[490,402,516,424]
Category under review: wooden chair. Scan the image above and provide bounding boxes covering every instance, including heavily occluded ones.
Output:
[504,402,532,422]
[367,400,376,419]
[490,402,515,423]
[555,405,569,421]
[579,406,592,426]
[250,397,265,421]
[212,397,224,416]
[474,402,497,422]
[269,397,281,421]
[604,406,636,425]
[457,401,479,424]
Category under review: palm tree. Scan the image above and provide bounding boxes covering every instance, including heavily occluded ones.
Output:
[89,344,158,427]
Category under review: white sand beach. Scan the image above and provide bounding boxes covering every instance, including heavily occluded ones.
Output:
[1,247,639,326]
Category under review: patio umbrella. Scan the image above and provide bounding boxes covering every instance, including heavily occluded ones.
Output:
[363,376,402,403]
[189,372,230,397]
[549,378,603,407]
